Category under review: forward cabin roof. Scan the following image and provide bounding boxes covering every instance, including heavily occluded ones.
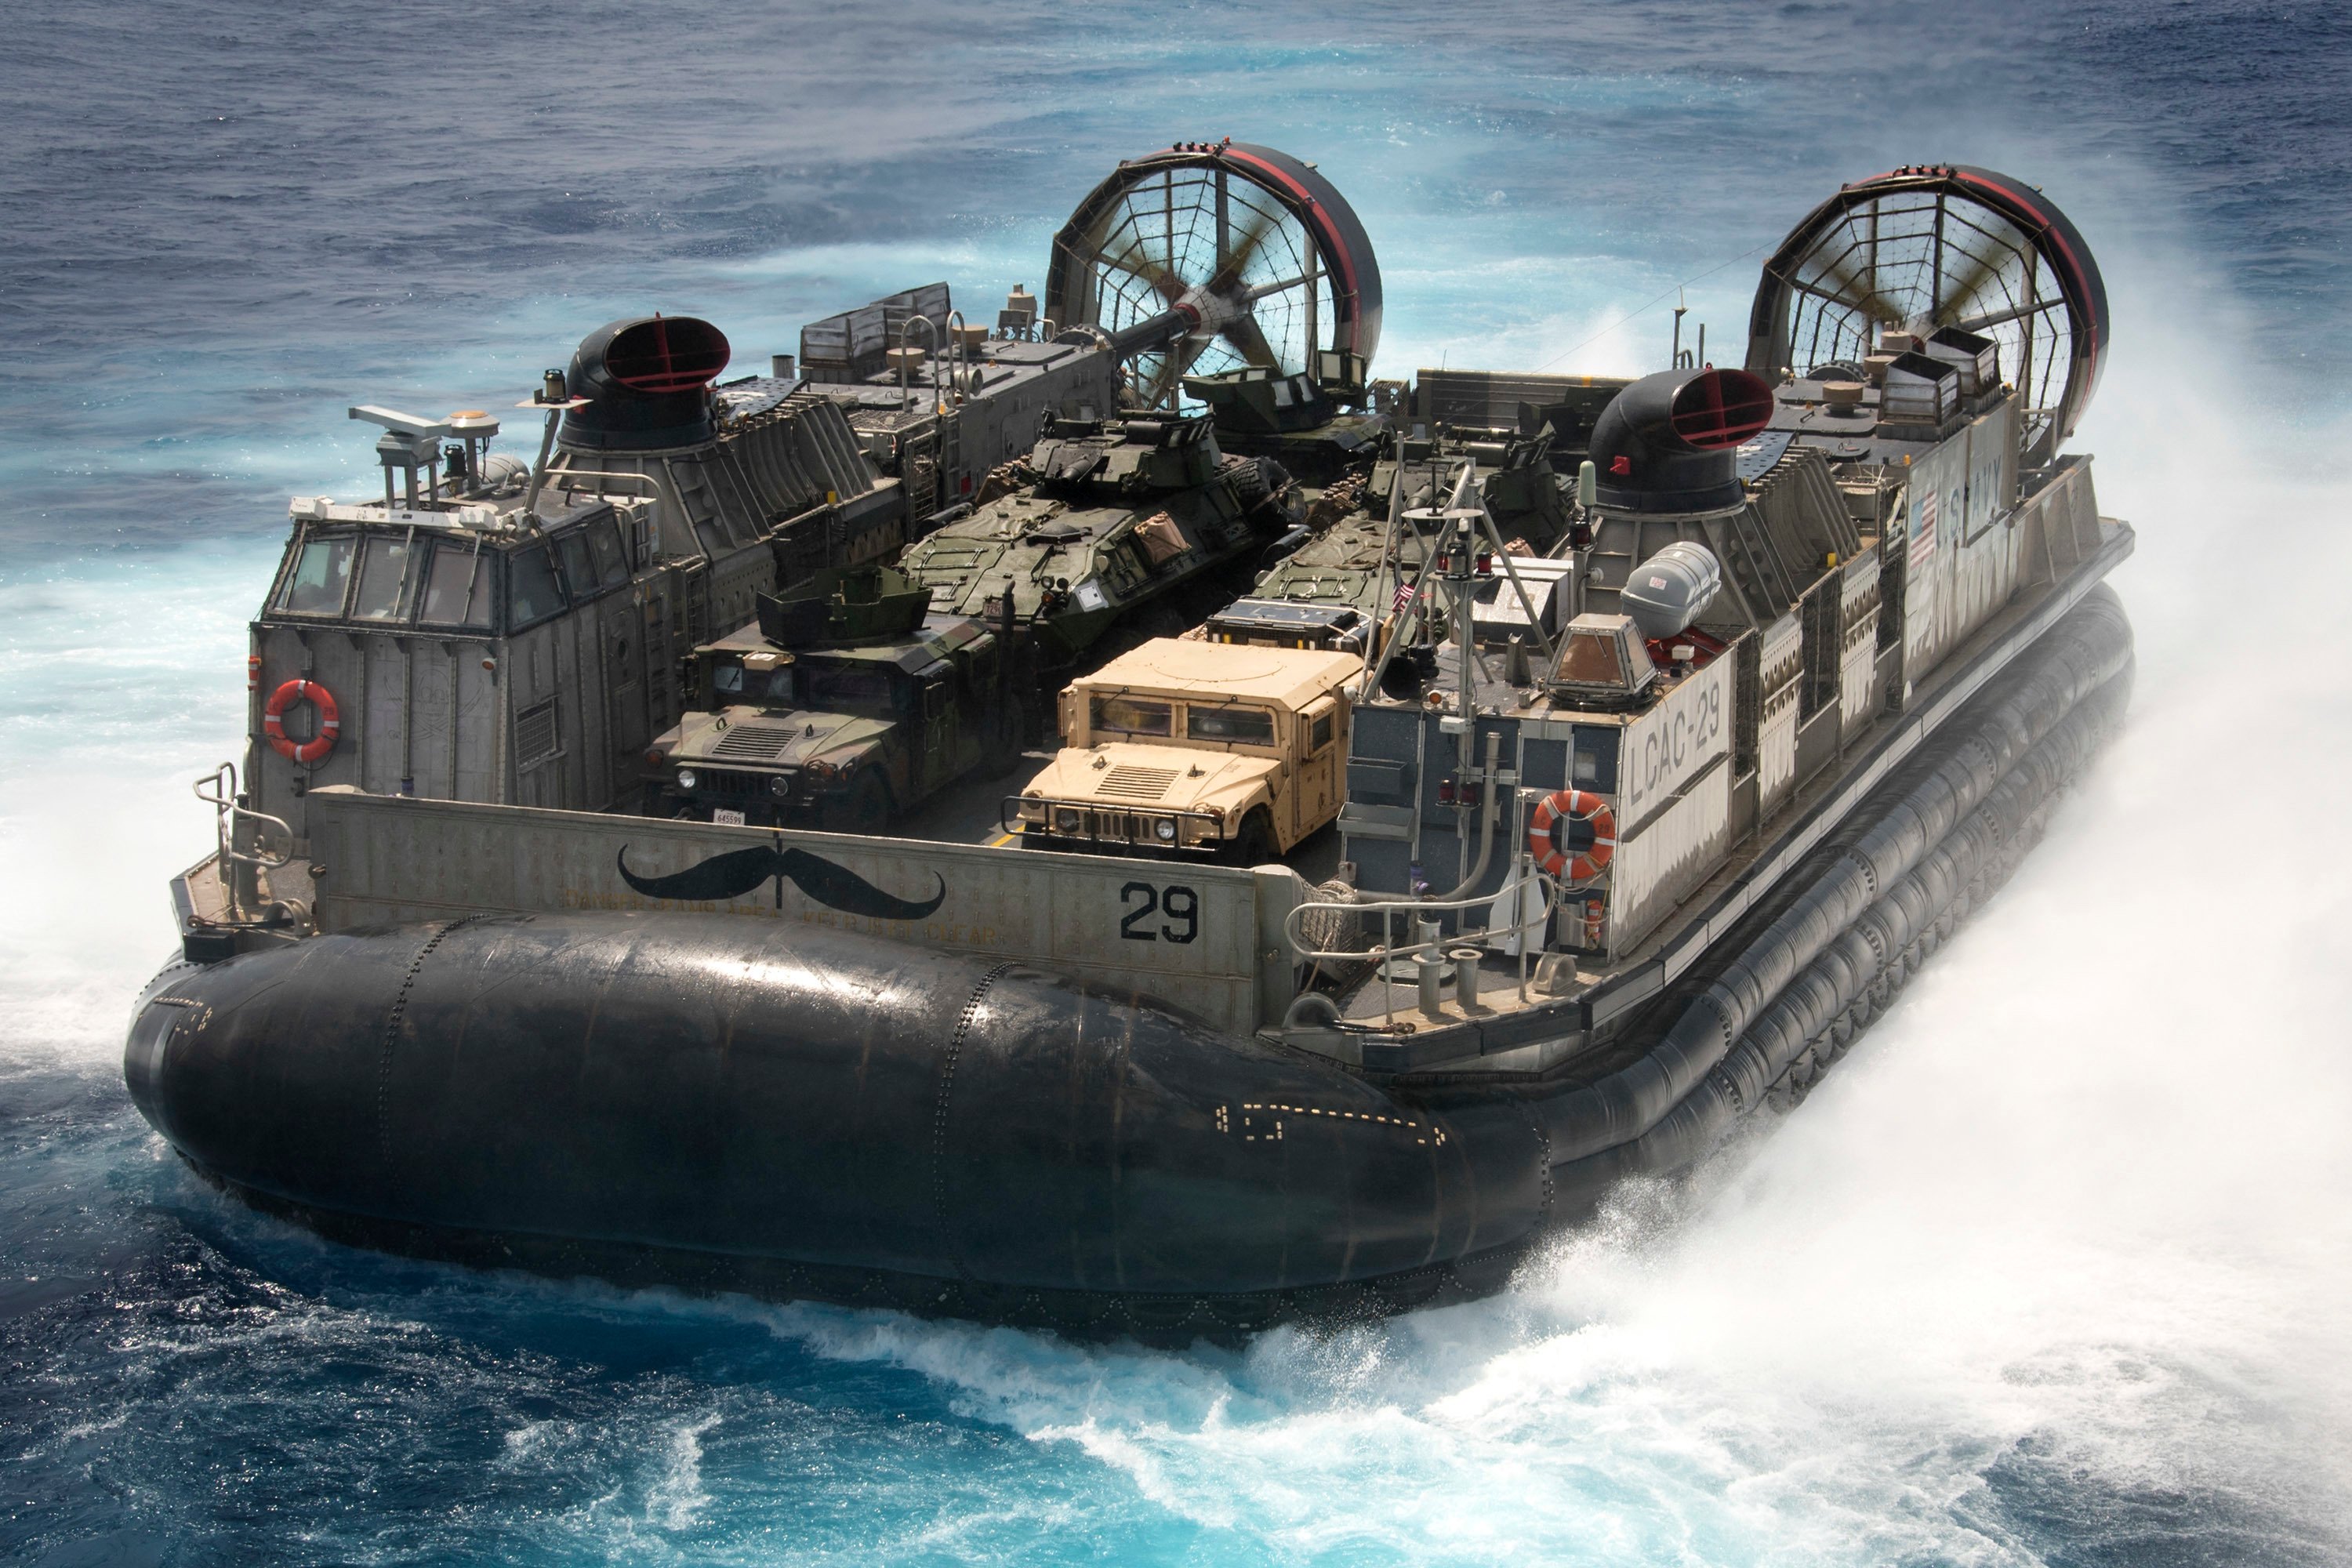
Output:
[1077,637,1361,706]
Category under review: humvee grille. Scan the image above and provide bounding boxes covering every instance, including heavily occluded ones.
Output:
[1097,765,1178,801]
[712,724,797,761]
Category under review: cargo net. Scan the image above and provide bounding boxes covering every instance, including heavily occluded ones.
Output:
[1063,164,1341,410]
[1766,183,2085,452]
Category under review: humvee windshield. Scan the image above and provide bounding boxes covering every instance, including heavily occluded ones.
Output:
[713,664,794,702]
[1092,695,1172,737]
[1185,705,1276,745]
[804,664,897,713]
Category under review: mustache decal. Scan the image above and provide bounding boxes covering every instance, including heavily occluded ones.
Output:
[615,843,947,921]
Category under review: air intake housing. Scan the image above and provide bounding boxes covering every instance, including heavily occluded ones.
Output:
[1589,367,1776,514]
[560,315,731,452]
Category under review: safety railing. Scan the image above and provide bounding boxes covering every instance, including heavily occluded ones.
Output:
[1282,866,1563,1028]
[193,761,294,924]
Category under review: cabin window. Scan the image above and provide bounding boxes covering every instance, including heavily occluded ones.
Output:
[588,520,629,586]
[277,535,354,616]
[1555,629,1628,687]
[1187,705,1276,745]
[1310,710,1335,751]
[556,531,597,603]
[350,535,417,622]
[762,667,795,702]
[506,543,566,630]
[418,544,492,629]
[713,664,745,696]
[1091,695,1172,738]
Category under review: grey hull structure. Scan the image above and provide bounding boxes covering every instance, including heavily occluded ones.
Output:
[126,586,2130,1340]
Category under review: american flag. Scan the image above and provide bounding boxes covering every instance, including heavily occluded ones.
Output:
[1909,488,1939,572]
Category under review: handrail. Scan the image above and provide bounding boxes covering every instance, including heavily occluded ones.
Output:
[1283,867,1562,1027]
[194,762,292,871]
[194,761,295,927]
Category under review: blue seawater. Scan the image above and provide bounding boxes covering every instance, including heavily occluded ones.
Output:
[5,2,2350,1563]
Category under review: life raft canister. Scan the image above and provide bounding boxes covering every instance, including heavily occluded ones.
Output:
[263,678,339,764]
[1528,789,1615,883]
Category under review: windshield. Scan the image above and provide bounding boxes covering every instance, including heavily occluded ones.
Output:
[350,535,416,622]
[419,543,493,628]
[275,535,354,616]
[1091,695,1172,737]
[1186,705,1276,745]
[804,666,895,712]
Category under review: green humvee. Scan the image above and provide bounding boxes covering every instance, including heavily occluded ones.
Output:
[647,567,1015,834]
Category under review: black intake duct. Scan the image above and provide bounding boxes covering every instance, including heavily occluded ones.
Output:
[1589,367,1776,514]
[559,315,731,452]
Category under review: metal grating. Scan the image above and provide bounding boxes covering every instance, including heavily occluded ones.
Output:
[711,724,798,761]
[1097,765,1178,800]
[515,699,561,768]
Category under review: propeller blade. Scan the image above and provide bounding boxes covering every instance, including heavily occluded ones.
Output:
[1218,312,1283,371]
[1097,230,1188,306]
[1931,236,2022,330]
[1144,333,1216,409]
[1805,245,1907,333]
[1207,202,1281,296]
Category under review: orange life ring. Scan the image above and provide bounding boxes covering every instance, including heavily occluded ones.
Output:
[1528,789,1615,883]
[263,677,339,764]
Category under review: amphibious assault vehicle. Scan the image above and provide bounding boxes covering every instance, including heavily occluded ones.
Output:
[129,152,2129,1341]
[895,409,1302,673]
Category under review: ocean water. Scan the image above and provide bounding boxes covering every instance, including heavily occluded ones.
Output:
[5,2,2350,1562]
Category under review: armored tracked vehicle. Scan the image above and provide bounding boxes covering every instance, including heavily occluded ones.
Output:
[129,159,2132,1342]
[895,412,1302,673]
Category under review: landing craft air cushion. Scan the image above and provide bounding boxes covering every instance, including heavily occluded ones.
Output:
[129,154,2132,1338]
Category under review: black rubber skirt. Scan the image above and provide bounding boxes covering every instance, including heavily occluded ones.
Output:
[126,588,2133,1338]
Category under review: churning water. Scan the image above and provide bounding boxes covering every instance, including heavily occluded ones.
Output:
[4,2,2349,1562]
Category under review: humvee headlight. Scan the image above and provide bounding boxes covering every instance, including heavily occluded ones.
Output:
[1153,817,1178,843]
[675,768,699,791]
[1054,808,1082,833]
[768,774,792,798]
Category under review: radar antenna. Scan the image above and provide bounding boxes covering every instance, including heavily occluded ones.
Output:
[1047,142,1383,410]
[1744,165,2109,466]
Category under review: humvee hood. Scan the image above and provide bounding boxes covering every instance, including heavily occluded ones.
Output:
[671,706,890,769]
[1023,741,1279,817]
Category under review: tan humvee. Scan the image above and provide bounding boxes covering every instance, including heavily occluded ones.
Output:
[1011,638,1361,862]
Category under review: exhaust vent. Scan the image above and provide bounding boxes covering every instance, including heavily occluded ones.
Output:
[1590,367,1780,514]
[1668,369,1777,449]
[560,314,732,452]
[604,317,731,394]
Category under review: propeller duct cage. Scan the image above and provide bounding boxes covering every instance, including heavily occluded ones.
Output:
[1047,143,1383,412]
[1744,165,2108,468]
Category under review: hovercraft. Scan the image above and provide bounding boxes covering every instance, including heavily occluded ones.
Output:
[129,157,2131,1338]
